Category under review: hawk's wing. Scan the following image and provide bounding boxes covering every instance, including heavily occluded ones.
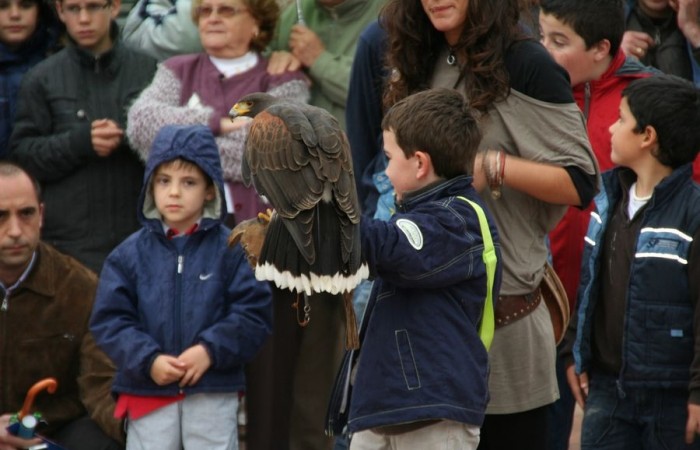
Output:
[242,103,359,266]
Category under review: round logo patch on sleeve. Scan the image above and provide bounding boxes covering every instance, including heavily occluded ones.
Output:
[396,219,423,250]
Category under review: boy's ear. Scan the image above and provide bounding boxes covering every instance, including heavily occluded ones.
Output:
[110,0,122,19]
[640,124,659,150]
[205,185,216,202]
[414,150,433,179]
[591,39,612,62]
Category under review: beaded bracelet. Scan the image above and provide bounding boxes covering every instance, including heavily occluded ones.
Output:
[483,150,505,199]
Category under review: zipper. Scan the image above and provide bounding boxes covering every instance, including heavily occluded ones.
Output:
[583,82,591,122]
[175,254,184,353]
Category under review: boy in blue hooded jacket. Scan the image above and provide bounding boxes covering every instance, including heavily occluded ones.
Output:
[327,88,502,449]
[90,124,272,449]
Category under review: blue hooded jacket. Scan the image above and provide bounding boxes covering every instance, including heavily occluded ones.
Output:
[0,2,62,157]
[90,124,272,396]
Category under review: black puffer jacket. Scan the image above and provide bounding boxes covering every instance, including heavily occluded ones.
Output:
[9,24,156,273]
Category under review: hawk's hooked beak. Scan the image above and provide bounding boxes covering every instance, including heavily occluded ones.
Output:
[229,102,251,121]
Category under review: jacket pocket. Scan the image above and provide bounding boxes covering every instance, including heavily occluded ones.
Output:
[395,329,421,390]
[17,332,80,384]
[643,303,694,368]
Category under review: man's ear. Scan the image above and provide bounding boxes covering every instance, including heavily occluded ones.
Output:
[414,150,433,179]
[592,39,612,62]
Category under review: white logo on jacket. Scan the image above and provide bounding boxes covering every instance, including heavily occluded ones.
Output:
[396,219,423,250]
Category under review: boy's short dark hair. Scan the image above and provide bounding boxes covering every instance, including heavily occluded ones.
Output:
[623,75,700,168]
[381,88,482,178]
[152,158,214,187]
[540,0,624,56]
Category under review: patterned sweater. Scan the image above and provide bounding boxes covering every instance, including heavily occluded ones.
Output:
[127,52,309,183]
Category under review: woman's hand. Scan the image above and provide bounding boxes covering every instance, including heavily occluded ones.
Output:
[267,51,302,75]
[220,117,251,135]
[620,30,655,59]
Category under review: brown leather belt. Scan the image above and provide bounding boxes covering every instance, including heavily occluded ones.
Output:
[495,286,542,328]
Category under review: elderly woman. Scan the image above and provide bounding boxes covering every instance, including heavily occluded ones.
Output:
[127,0,309,223]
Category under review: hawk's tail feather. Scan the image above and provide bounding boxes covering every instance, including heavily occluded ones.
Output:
[256,215,368,296]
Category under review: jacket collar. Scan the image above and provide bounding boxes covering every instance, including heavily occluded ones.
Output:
[573,49,653,97]
[14,243,59,300]
[397,175,474,212]
[610,164,693,208]
[66,21,121,74]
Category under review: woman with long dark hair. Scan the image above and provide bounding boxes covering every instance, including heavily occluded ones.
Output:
[344,0,599,448]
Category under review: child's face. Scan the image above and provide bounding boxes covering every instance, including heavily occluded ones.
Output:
[383,129,421,202]
[539,11,599,87]
[609,97,646,167]
[152,162,214,232]
[56,0,120,54]
[0,0,39,48]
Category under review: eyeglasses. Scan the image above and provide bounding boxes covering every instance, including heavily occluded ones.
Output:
[196,4,248,18]
[62,1,111,16]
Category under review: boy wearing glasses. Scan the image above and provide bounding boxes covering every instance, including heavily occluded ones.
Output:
[8,0,156,275]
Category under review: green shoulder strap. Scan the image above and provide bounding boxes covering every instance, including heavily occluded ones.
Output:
[457,196,497,351]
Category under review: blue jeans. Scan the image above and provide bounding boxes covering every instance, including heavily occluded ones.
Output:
[582,374,700,450]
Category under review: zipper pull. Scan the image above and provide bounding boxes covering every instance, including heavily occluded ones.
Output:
[177,255,184,274]
[1,288,8,312]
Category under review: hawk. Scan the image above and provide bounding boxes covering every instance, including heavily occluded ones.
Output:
[229,93,368,344]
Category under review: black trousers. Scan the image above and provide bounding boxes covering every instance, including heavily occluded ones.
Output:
[478,405,550,450]
[52,416,123,450]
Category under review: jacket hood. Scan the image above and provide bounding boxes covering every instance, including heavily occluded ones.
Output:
[139,124,226,229]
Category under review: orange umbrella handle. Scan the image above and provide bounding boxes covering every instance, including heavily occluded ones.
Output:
[18,378,58,420]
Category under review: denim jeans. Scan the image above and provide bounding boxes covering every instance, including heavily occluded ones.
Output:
[582,374,700,450]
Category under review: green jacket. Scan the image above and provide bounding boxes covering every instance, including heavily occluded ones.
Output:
[269,0,384,129]
[0,243,123,443]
